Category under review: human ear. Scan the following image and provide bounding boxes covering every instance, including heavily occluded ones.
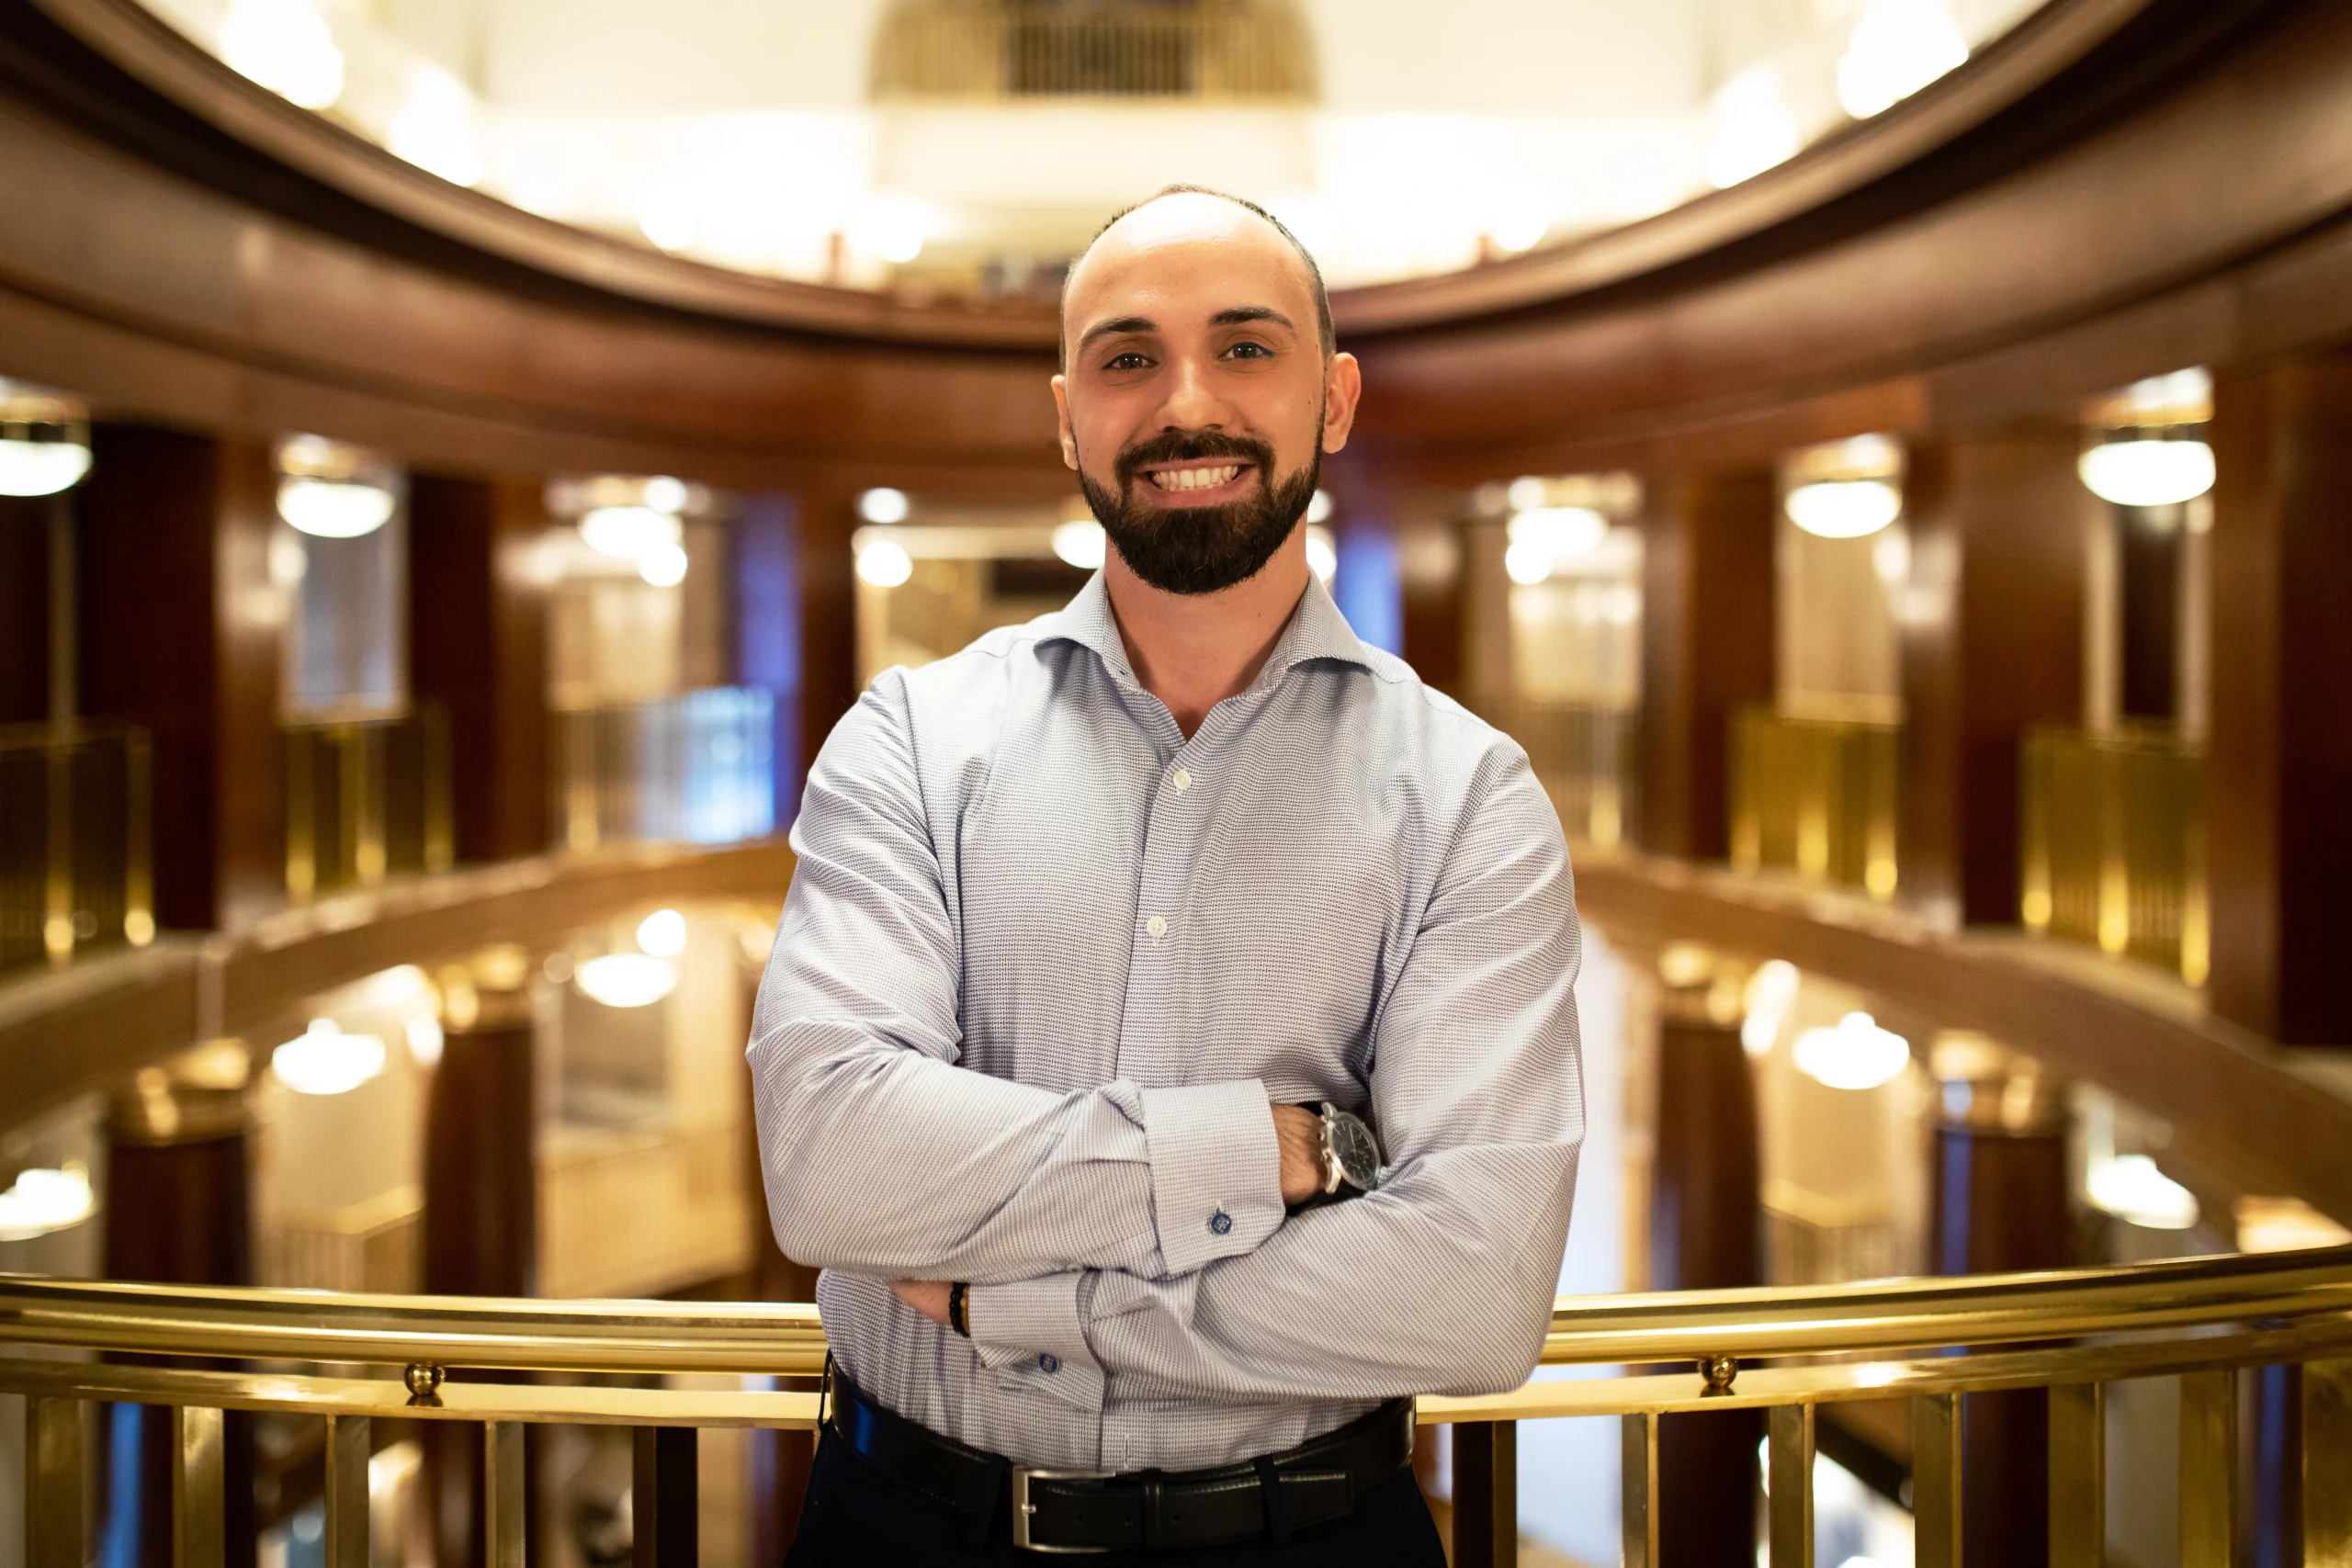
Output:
[1051,374,1079,470]
[1319,353,1363,454]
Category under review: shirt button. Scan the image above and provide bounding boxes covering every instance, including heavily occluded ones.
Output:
[1037,1353,1059,1373]
[1146,915,1167,939]
[1171,767,1193,793]
[1208,1210,1233,1235]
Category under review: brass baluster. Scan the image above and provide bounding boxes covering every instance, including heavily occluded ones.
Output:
[175,1404,224,1568]
[2179,1367,2238,1568]
[27,1396,86,1568]
[324,1414,370,1568]
[1766,1403,1814,1568]
[633,1427,699,1568]
[1914,1391,1962,1568]
[485,1421,526,1568]
[1619,1411,1659,1568]
[1452,1419,1517,1568]
[2306,1358,2352,1568]
[2048,1382,2105,1568]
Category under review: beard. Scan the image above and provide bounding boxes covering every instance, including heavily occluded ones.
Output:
[1079,426,1322,596]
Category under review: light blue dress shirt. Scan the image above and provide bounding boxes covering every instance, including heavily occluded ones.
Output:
[750,571,1584,1472]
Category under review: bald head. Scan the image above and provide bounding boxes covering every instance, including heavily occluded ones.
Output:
[1060,186,1334,368]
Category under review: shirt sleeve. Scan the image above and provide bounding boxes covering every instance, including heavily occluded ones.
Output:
[748,674,1286,1286]
[995,747,1583,1399]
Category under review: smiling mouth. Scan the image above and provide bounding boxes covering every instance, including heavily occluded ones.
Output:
[1143,463,1252,493]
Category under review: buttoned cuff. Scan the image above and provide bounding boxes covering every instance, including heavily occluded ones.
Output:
[1139,1080,1284,1276]
[967,1271,1097,1370]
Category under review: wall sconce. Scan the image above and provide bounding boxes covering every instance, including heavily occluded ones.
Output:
[1784,434,1903,538]
[2078,368,2214,507]
[0,382,93,497]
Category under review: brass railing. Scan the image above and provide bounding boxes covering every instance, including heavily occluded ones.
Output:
[1730,707,1901,899]
[0,720,153,972]
[284,706,454,900]
[871,0,1316,101]
[551,686,776,852]
[5,1248,2350,1566]
[1490,698,1639,851]
[2020,724,2208,984]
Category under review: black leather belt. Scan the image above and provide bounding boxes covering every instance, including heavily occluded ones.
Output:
[822,1365,1415,1553]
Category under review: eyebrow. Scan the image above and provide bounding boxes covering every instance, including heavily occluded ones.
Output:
[1209,306,1295,333]
[1075,315,1157,355]
[1072,305,1300,358]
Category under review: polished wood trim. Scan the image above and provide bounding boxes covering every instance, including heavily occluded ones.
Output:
[1571,853,2352,1222]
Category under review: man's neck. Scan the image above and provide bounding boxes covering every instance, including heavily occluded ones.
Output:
[1103,547,1309,739]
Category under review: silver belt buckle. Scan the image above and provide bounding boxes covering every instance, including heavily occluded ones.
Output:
[1010,1465,1116,1554]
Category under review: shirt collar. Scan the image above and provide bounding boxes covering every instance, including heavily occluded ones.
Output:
[1040,570,1373,694]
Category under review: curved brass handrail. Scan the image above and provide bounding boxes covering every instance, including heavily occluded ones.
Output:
[6,1246,2349,1377]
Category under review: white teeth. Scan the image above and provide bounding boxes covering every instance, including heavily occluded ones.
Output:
[1152,465,1240,491]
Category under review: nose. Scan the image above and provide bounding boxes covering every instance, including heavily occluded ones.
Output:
[1153,351,1229,434]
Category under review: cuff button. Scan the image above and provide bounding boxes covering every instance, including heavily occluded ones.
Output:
[1037,1353,1060,1373]
[1208,1209,1233,1235]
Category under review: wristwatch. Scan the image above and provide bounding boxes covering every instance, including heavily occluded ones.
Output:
[1316,1102,1385,1197]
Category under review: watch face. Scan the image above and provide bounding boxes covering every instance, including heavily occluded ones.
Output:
[1328,1111,1382,1188]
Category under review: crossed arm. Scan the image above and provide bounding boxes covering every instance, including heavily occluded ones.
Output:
[749,682,1584,1401]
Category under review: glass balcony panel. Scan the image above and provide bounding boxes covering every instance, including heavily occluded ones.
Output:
[0,721,153,972]
[551,686,776,851]
[1730,708,1901,898]
[2019,725,2207,983]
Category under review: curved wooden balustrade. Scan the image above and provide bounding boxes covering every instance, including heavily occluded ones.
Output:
[5,1251,2350,1566]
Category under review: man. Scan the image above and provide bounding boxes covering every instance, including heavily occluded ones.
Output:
[751,186,1583,1564]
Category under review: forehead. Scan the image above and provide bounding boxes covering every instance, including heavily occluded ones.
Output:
[1064,195,1317,337]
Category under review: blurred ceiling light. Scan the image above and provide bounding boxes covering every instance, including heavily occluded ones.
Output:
[1487,197,1549,255]
[1792,1011,1913,1090]
[272,1019,389,1096]
[277,435,396,538]
[639,197,695,254]
[1305,525,1337,584]
[0,386,92,497]
[575,953,677,1009]
[636,908,689,959]
[2086,1154,2199,1231]
[0,1161,96,1242]
[642,475,689,513]
[1510,505,1608,560]
[1706,63,1801,188]
[1838,0,1969,119]
[858,487,910,525]
[1787,479,1901,538]
[582,505,682,559]
[1305,489,1334,525]
[852,195,935,265]
[2077,439,2215,508]
[638,541,689,587]
[1051,520,1106,570]
[855,536,914,588]
[387,64,482,187]
[1506,475,1550,513]
[1503,539,1553,586]
[404,1015,444,1067]
[220,0,345,111]
[1741,958,1801,1055]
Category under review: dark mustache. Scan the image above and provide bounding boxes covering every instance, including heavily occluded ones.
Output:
[1113,429,1275,491]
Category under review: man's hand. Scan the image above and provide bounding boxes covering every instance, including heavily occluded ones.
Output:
[1273,1103,1324,1206]
[891,1279,953,1326]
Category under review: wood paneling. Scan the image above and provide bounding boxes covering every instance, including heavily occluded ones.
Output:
[0,495,49,722]
[75,424,280,931]
[2208,351,2352,1046]
[409,473,549,862]
[795,487,860,796]
[1639,468,1776,861]
[1899,428,2094,926]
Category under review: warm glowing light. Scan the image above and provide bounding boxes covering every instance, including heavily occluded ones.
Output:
[642,476,689,513]
[1741,959,1801,1055]
[0,1162,96,1241]
[1707,64,1802,188]
[1503,540,1554,586]
[272,1019,389,1096]
[2087,1155,2199,1231]
[1510,506,1608,561]
[638,542,689,587]
[1051,520,1106,570]
[1838,0,1968,119]
[1306,489,1334,525]
[636,908,688,959]
[1792,1011,1912,1090]
[856,537,913,588]
[858,487,910,525]
[582,505,682,559]
[278,477,395,538]
[0,438,92,496]
[575,953,677,1009]
[2235,1196,2352,1254]
[852,196,935,265]
[2077,439,2216,508]
[1506,476,1550,513]
[220,0,345,110]
[1306,525,1337,583]
[1787,479,1901,538]
[404,1015,444,1067]
[387,65,482,187]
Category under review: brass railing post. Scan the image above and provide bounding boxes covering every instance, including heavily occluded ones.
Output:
[2048,1382,2105,1567]
[323,1413,370,1568]
[1766,1403,1814,1568]
[27,1395,86,1568]
[485,1421,525,1568]
[1914,1391,1962,1568]
[2305,1358,2352,1568]
[2179,1367,2239,1568]
[633,1426,699,1568]
[174,1404,224,1568]
[1451,1418,1516,1568]
[1619,1412,1658,1568]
